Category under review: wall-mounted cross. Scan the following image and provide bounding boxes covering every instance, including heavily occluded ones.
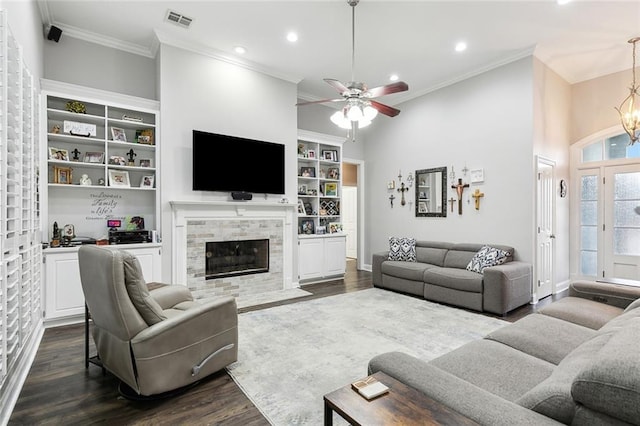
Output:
[397,182,409,206]
[451,178,469,215]
[389,194,396,208]
[472,188,485,210]
[449,197,456,213]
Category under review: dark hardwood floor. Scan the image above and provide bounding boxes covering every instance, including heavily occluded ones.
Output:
[9,260,558,424]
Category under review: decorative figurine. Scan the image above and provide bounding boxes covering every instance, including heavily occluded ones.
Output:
[79,174,92,186]
[71,148,81,161]
[51,222,61,247]
[98,177,105,186]
[51,124,61,134]
[126,148,137,166]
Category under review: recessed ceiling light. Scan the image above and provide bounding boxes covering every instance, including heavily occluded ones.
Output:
[286,32,298,43]
[455,41,467,52]
[389,74,399,81]
[557,0,571,5]
[234,46,247,54]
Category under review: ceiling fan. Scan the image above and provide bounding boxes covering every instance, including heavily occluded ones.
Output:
[296,0,409,140]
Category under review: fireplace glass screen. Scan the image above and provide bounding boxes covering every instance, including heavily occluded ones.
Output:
[205,239,269,279]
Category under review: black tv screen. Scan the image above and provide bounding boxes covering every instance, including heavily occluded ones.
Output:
[192,130,285,194]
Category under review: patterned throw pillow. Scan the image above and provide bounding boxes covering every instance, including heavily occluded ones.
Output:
[388,237,417,262]
[466,245,511,273]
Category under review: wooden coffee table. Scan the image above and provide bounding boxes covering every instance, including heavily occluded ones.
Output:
[323,371,478,426]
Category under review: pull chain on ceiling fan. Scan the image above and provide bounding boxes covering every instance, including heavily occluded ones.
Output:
[296,0,409,140]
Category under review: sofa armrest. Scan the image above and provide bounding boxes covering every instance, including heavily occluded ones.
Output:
[483,261,532,315]
[568,280,640,309]
[372,251,388,287]
[369,352,562,425]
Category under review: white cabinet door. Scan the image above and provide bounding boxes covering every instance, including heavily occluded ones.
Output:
[325,236,346,276]
[44,245,162,322]
[44,252,84,320]
[124,246,162,282]
[299,238,324,281]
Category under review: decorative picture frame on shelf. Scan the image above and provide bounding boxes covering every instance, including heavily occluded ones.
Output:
[324,182,338,197]
[297,199,306,215]
[84,151,104,164]
[298,184,308,195]
[139,159,151,167]
[300,166,316,178]
[111,127,127,142]
[327,167,340,180]
[136,129,155,145]
[301,219,315,235]
[49,147,69,161]
[53,166,73,184]
[140,175,154,188]
[322,150,338,161]
[304,202,313,215]
[108,155,126,166]
[108,169,130,187]
[329,222,343,234]
[307,149,316,159]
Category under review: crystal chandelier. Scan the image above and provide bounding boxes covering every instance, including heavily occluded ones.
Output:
[616,37,640,144]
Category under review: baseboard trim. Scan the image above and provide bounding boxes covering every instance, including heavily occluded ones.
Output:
[362,263,372,272]
[555,279,570,294]
[0,320,45,425]
[43,314,84,328]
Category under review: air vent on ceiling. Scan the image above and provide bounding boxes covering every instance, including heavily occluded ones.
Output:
[166,10,193,29]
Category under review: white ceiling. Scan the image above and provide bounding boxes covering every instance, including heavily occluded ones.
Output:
[39,1,640,106]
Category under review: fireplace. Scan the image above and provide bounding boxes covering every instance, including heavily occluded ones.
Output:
[206,239,269,279]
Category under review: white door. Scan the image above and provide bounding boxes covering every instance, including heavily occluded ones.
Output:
[603,165,640,279]
[342,186,358,258]
[536,158,555,300]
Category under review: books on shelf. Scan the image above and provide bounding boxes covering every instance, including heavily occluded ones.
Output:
[351,376,390,400]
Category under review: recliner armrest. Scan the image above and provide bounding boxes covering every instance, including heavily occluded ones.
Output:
[483,261,532,315]
[131,296,237,357]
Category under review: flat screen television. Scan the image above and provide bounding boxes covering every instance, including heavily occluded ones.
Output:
[192,130,285,194]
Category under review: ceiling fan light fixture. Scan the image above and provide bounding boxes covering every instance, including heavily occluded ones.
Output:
[331,110,352,129]
[347,103,364,121]
[363,104,378,120]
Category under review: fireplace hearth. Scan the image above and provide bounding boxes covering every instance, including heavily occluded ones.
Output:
[206,239,269,279]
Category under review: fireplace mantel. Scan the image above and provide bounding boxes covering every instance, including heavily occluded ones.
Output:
[170,201,297,294]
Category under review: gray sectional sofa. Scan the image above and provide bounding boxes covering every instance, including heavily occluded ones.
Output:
[372,241,532,315]
[369,280,640,425]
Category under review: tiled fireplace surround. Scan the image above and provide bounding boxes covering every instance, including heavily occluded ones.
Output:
[170,201,296,299]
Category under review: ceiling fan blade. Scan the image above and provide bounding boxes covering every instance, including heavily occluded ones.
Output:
[295,98,344,107]
[324,78,350,95]
[370,100,401,117]
[366,81,409,98]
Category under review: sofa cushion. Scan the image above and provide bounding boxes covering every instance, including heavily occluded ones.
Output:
[466,245,511,273]
[415,246,449,266]
[423,267,483,293]
[515,333,613,424]
[123,252,166,325]
[572,318,640,425]
[381,260,434,281]
[486,313,596,365]
[430,339,555,401]
[538,296,623,330]
[388,237,416,262]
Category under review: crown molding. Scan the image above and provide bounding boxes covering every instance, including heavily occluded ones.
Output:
[154,30,302,84]
[392,45,538,105]
[37,0,51,26]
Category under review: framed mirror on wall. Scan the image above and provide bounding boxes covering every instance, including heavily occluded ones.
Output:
[415,167,447,217]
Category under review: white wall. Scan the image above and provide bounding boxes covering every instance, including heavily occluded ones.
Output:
[2,0,44,84]
[533,58,571,288]
[44,35,156,99]
[158,43,298,282]
[363,58,535,264]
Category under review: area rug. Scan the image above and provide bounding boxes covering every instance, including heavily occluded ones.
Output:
[226,288,509,425]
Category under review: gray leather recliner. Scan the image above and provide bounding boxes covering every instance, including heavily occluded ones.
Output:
[78,245,238,396]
